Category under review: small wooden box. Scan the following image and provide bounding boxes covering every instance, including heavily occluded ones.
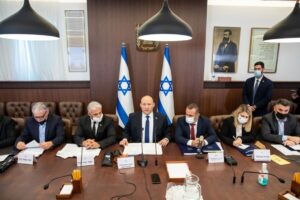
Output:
[72,178,82,193]
[56,183,73,200]
[291,181,300,197]
[166,161,190,183]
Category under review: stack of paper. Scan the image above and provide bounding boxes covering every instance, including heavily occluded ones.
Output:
[56,143,101,159]
[18,140,45,157]
[271,144,300,156]
[123,143,163,155]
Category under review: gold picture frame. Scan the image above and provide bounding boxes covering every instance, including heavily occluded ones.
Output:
[248,28,279,73]
[136,24,160,51]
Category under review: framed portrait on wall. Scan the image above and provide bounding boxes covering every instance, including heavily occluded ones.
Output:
[211,26,241,73]
[248,28,279,73]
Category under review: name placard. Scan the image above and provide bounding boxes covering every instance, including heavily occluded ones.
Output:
[208,152,224,163]
[18,153,34,165]
[117,156,135,169]
[77,155,94,166]
[253,149,271,162]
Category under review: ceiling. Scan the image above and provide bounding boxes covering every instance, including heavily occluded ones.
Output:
[208,0,296,7]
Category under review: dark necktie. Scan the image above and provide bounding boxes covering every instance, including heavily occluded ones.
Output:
[190,124,195,140]
[92,121,97,136]
[252,80,259,104]
[145,115,150,143]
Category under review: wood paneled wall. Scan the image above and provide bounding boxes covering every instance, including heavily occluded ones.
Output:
[0,0,297,117]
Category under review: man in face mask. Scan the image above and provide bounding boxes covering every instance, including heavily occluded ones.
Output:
[15,102,65,150]
[214,29,238,73]
[261,99,300,146]
[175,103,216,147]
[74,101,116,149]
[242,61,273,117]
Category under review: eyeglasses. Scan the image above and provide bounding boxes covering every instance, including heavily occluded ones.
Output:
[34,111,47,120]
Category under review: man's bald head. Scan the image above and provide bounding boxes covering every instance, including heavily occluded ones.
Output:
[140,95,155,115]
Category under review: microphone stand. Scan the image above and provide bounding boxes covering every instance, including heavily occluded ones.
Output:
[195,136,204,159]
[43,174,72,190]
[138,128,148,168]
[241,171,285,184]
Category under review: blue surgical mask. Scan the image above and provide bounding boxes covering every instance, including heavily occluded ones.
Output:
[254,70,262,78]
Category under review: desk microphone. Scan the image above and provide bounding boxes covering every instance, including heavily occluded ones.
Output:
[220,142,236,184]
[196,136,204,159]
[43,174,72,190]
[138,128,148,168]
[241,171,285,184]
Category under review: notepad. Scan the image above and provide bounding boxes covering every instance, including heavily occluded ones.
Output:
[271,154,290,165]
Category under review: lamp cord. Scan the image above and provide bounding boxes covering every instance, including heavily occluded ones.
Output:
[142,167,153,200]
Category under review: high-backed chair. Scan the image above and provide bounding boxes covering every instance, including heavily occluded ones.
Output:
[0,102,4,116]
[31,102,57,114]
[209,114,231,135]
[62,118,72,142]
[6,101,31,118]
[58,102,83,125]
[11,117,26,136]
[172,115,185,129]
[252,116,263,139]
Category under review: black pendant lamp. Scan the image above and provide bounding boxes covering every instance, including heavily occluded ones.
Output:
[138,0,192,42]
[0,0,59,41]
[263,0,300,43]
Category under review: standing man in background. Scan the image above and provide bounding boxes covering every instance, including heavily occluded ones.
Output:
[243,61,273,117]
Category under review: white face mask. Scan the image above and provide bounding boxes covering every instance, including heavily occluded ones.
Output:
[254,70,262,78]
[93,115,102,123]
[185,116,195,124]
[237,115,248,124]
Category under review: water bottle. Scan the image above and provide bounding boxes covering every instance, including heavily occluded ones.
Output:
[258,163,268,186]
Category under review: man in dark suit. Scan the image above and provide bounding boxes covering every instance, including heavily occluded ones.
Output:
[243,61,273,117]
[0,115,16,148]
[261,99,300,146]
[74,101,116,149]
[119,95,170,147]
[214,29,238,73]
[15,102,64,150]
[175,103,217,147]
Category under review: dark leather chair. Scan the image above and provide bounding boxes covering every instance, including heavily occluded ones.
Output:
[31,102,56,114]
[209,114,231,135]
[0,102,4,116]
[11,117,26,136]
[267,100,297,114]
[252,116,263,139]
[6,101,31,118]
[58,102,83,125]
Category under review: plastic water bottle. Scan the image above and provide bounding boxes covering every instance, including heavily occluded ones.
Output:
[258,163,268,186]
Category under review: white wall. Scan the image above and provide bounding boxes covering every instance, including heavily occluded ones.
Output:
[204,5,300,81]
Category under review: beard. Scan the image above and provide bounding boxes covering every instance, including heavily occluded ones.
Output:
[222,37,229,43]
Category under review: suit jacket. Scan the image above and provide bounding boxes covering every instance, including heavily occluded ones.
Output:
[214,41,237,73]
[74,115,116,149]
[175,115,217,145]
[261,112,300,144]
[219,116,255,146]
[242,76,273,116]
[15,113,64,148]
[122,112,170,142]
[0,115,16,148]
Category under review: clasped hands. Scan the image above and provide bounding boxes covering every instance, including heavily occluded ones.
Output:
[82,139,100,149]
[119,138,169,147]
[283,136,300,147]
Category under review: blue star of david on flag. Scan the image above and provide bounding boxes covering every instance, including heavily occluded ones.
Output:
[160,76,173,96]
[118,76,131,95]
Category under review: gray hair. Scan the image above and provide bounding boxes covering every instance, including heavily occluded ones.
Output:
[87,101,102,112]
[31,102,49,113]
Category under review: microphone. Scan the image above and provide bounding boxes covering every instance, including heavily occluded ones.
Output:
[43,174,72,190]
[241,171,285,184]
[195,136,204,159]
[220,142,236,184]
[138,128,148,168]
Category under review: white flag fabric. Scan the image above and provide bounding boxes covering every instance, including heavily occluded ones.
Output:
[158,45,175,125]
[116,44,134,128]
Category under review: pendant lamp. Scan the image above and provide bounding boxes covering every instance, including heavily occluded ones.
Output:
[0,0,59,41]
[263,0,300,43]
[138,0,192,42]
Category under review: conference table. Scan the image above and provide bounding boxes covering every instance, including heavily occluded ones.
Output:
[0,142,299,200]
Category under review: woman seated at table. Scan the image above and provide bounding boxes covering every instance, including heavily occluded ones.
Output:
[219,104,255,147]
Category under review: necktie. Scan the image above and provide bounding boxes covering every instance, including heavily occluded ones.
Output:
[190,124,195,140]
[145,115,150,143]
[252,80,259,104]
[92,121,97,136]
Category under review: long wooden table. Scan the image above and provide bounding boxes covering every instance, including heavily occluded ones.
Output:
[0,143,299,200]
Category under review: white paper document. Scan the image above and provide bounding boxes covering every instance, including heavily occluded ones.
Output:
[25,140,40,148]
[283,193,300,200]
[0,154,9,162]
[290,144,300,151]
[123,143,163,155]
[56,143,101,159]
[237,144,250,150]
[271,144,300,156]
[60,184,73,195]
[19,147,45,157]
[166,162,191,179]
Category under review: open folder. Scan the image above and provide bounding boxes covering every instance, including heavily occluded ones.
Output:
[178,142,223,155]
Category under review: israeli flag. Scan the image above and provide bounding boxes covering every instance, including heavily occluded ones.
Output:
[158,44,175,125]
[116,43,134,128]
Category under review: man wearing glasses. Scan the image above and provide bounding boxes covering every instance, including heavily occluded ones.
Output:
[15,102,65,150]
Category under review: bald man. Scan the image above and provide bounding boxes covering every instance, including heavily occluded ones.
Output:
[119,95,170,147]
